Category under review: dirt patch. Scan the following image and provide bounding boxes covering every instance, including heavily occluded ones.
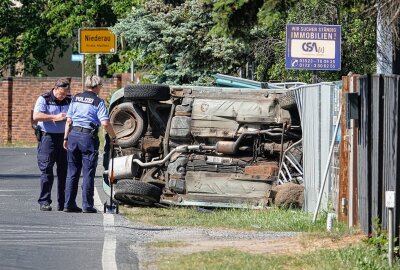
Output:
[273,182,304,208]
[148,233,365,256]
[128,216,366,269]
[138,225,366,270]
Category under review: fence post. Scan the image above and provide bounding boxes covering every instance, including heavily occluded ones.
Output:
[385,190,395,267]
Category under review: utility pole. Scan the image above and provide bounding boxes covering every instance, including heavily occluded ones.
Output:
[81,55,85,91]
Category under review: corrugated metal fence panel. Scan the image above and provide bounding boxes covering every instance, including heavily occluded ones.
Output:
[296,85,320,213]
[321,84,335,209]
[370,74,384,233]
[294,83,338,213]
[357,74,400,237]
[357,75,372,234]
[382,75,400,238]
[330,81,342,216]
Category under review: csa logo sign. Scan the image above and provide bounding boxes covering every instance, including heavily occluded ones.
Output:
[302,42,324,53]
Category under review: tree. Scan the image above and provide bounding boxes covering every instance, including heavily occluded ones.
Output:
[206,0,376,82]
[42,0,123,76]
[370,0,400,74]
[206,0,264,38]
[0,0,144,77]
[263,0,376,82]
[112,0,247,85]
[372,0,400,44]
[0,0,381,81]
[0,0,66,76]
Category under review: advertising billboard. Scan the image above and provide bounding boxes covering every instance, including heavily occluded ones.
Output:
[286,24,341,71]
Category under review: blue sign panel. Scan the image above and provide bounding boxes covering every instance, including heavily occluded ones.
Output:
[71,54,83,62]
[286,24,341,71]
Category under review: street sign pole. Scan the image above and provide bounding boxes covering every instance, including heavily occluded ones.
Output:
[81,55,85,91]
[96,54,100,76]
[386,191,395,267]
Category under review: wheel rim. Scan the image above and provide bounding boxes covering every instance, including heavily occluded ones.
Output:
[111,109,138,141]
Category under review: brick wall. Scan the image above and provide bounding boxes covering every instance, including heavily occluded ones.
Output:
[0,74,130,144]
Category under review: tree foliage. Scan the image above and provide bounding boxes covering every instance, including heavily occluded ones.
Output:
[42,0,132,76]
[0,0,144,77]
[261,0,376,82]
[0,0,66,76]
[206,0,377,83]
[205,0,264,38]
[43,1,123,38]
[0,0,385,83]
[112,0,247,84]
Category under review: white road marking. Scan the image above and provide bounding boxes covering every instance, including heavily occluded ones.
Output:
[94,187,118,270]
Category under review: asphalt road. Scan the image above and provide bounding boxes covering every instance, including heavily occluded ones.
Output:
[0,148,139,270]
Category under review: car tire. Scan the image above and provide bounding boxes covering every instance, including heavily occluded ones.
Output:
[110,102,146,147]
[114,179,162,206]
[278,91,297,110]
[124,84,170,101]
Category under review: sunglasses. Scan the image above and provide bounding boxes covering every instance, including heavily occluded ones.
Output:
[56,81,70,87]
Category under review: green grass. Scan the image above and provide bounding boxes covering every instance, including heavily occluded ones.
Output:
[99,128,106,153]
[122,206,395,270]
[157,244,400,270]
[0,141,36,148]
[121,206,349,233]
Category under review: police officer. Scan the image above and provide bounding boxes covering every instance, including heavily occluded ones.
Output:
[33,78,71,211]
[63,75,117,213]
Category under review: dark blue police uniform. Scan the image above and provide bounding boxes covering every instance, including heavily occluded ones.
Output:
[64,91,109,211]
[34,91,71,208]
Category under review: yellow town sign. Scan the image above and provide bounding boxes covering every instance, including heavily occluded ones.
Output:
[79,28,116,54]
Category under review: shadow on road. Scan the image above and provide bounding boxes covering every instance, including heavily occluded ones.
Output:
[0,174,41,178]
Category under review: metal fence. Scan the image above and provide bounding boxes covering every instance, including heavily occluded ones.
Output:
[358,75,372,233]
[357,74,400,236]
[293,83,341,213]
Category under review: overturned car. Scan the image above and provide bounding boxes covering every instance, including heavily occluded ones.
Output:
[103,84,303,208]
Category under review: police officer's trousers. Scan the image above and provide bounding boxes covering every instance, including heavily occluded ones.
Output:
[37,133,67,207]
[64,130,99,210]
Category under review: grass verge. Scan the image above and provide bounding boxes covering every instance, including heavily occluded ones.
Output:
[122,206,395,269]
[0,141,36,148]
[121,206,349,233]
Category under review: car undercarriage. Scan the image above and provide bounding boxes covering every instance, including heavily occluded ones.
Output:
[103,84,303,209]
